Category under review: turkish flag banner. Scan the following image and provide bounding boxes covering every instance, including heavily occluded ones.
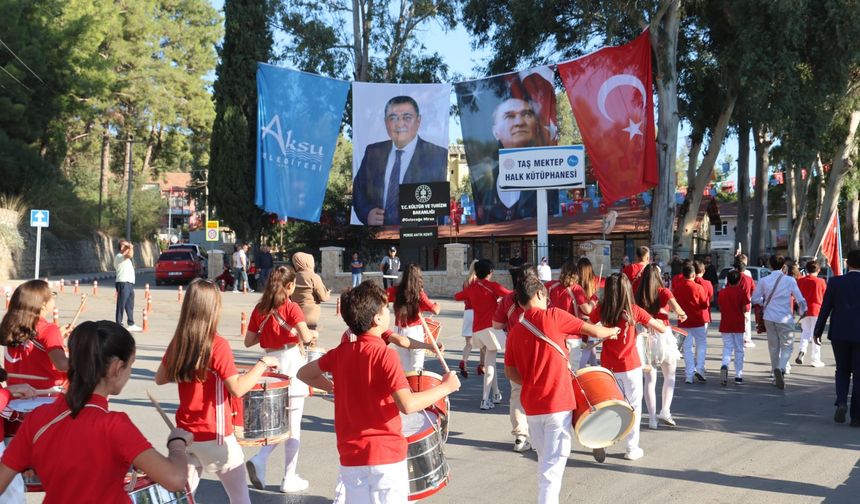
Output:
[558,31,658,205]
[821,210,843,276]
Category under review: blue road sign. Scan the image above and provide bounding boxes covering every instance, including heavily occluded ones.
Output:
[30,209,49,228]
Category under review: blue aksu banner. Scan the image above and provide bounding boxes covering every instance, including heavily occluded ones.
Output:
[255,63,349,222]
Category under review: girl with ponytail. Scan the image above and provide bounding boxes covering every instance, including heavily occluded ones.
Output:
[243,266,317,493]
[0,280,70,389]
[389,264,440,371]
[156,279,277,504]
[0,321,191,501]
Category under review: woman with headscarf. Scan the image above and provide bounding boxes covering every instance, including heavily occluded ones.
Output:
[290,252,330,331]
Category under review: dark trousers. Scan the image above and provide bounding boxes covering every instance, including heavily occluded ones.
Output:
[832,340,860,419]
[115,282,135,326]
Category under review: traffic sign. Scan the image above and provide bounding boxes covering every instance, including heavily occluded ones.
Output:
[205,220,219,242]
[30,210,49,228]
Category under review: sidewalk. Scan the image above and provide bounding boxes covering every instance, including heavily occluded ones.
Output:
[2,269,155,288]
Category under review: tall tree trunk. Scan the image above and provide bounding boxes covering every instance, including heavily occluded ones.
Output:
[648,0,681,260]
[122,134,132,197]
[352,0,371,82]
[805,110,860,257]
[99,125,111,230]
[141,126,156,179]
[848,186,860,250]
[736,125,751,254]
[785,164,798,258]
[788,161,812,259]
[677,92,737,253]
[686,132,703,189]
[750,126,773,263]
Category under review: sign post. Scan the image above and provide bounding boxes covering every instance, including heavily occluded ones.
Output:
[498,145,585,263]
[30,210,50,279]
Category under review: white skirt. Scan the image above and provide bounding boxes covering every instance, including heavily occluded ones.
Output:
[461,309,474,337]
[266,345,310,398]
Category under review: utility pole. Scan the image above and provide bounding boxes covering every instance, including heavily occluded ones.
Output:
[125,134,134,240]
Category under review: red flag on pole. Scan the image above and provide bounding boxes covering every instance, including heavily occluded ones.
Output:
[821,210,843,276]
[557,31,658,205]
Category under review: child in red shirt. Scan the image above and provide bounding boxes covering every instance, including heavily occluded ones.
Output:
[156,279,279,504]
[298,282,459,504]
[0,321,191,503]
[718,270,750,385]
[590,273,666,461]
[0,280,70,390]
[634,264,687,428]
[244,266,318,493]
[459,260,478,377]
[796,261,828,367]
[388,264,440,372]
[454,259,511,410]
[622,245,650,294]
[673,264,711,383]
[505,275,619,502]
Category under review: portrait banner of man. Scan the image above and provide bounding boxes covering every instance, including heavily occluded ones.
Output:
[454,66,561,224]
[351,82,451,226]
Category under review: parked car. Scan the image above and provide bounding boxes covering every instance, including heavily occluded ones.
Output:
[718,266,772,289]
[168,243,208,276]
[155,249,204,285]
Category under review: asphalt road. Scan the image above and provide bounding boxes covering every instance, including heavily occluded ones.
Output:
[7,275,859,503]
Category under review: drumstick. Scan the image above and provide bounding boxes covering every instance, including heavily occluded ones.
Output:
[69,294,88,328]
[7,373,50,381]
[34,386,64,396]
[146,389,176,431]
[419,315,450,373]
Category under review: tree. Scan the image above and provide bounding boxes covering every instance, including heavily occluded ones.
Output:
[209,0,274,241]
[458,0,683,258]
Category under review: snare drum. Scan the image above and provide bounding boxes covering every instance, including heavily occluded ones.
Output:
[571,366,634,449]
[127,474,194,503]
[401,410,449,501]
[305,346,331,396]
[3,397,55,492]
[234,372,290,446]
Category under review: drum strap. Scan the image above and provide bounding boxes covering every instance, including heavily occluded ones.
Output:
[32,403,108,445]
[518,316,571,370]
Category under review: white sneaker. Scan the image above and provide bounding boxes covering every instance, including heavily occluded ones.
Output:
[280,475,309,493]
[232,289,239,293]
[744,340,756,348]
[492,392,503,404]
[648,417,658,429]
[624,447,645,460]
[480,399,494,410]
[784,365,791,375]
[126,324,142,332]
[657,413,677,427]
[810,361,825,368]
[246,457,266,490]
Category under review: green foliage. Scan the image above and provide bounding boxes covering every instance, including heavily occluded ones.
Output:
[209,0,274,241]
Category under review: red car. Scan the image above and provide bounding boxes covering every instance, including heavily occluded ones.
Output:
[155,248,204,285]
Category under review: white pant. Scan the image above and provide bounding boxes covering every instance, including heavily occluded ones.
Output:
[614,368,643,454]
[721,333,745,378]
[764,320,795,371]
[799,316,822,363]
[395,325,425,372]
[509,381,528,437]
[526,411,573,504]
[333,460,408,504]
[0,441,24,504]
[683,325,708,380]
[188,435,250,504]
[743,311,752,342]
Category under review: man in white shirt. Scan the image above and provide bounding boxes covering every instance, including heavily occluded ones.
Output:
[752,255,807,389]
[232,244,250,292]
[537,257,552,282]
[114,240,141,331]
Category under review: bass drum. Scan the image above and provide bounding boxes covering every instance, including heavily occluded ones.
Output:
[571,366,635,449]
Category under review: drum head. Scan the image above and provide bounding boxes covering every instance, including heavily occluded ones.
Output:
[575,400,635,449]
[401,411,436,441]
[8,397,54,413]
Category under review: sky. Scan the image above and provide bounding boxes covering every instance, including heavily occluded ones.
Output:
[207,0,750,187]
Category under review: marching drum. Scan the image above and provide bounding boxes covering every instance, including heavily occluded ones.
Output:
[571,366,635,449]
[233,371,291,446]
[305,346,332,396]
[401,410,449,501]
[404,370,449,441]
[127,474,194,504]
[3,397,55,492]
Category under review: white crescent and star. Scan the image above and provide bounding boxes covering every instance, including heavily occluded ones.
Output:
[596,74,646,140]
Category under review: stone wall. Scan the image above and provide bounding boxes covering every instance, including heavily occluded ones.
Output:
[0,228,159,280]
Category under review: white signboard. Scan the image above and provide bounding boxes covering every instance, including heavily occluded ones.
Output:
[498,145,585,191]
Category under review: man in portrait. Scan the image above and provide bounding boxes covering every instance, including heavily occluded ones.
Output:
[352,95,448,226]
[470,97,558,223]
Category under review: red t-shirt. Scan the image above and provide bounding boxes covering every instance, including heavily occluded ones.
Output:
[492,292,523,331]
[672,279,710,328]
[317,334,410,466]
[248,300,306,349]
[718,285,748,333]
[387,287,435,327]
[544,280,561,307]
[340,329,394,345]
[623,262,647,293]
[5,318,67,389]
[549,284,588,316]
[2,394,152,503]
[738,273,755,302]
[454,279,511,332]
[0,388,10,439]
[504,308,584,415]
[162,335,239,442]
[797,276,827,316]
[671,273,685,290]
[638,288,675,322]
[695,277,714,323]
[589,304,652,372]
